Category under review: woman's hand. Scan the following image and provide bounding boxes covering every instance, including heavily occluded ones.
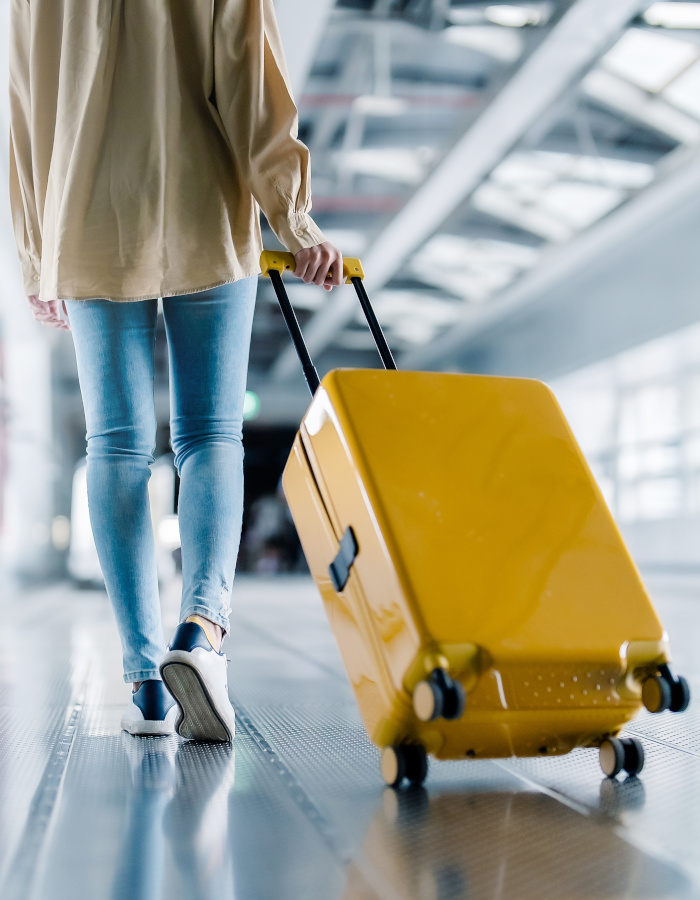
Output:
[293,242,343,292]
[27,295,71,332]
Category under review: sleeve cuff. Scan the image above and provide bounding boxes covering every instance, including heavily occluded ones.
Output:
[273,213,328,256]
[21,257,41,297]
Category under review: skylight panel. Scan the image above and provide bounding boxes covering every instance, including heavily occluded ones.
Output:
[472,179,625,240]
[539,182,625,230]
[472,183,573,241]
[371,292,462,326]
[643,2,700,29]
[601,29,699,93]
[409,235,541,301]
[412,234,540,270]
[484,5,550,27]
[665,60,700,118]
[443,26,524,63]
[338,147,437,186]
[534,152,654,189]
[414,268,517,302]
[582,68,700,143]
[365,291,463,345]
[446,3,553,27]
[491,154,557,187]
[492,151,655,190]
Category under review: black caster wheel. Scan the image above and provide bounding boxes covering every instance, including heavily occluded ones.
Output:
[643,665,691,714]
[620,737,645,777]
[642,674,672,714]
[381,744,429,788]
[404,744,429,786]
[443,680,466,720]
[600,737,645,778]
[670,675,691,713]
[413,669,466,722]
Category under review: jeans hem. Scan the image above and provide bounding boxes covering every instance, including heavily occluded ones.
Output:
[123,669,162,684]
[180,604,230,635]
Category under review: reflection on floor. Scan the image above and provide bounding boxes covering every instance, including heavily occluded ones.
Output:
[0,573,698,899]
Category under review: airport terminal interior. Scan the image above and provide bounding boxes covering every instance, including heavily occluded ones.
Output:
[2,0,700,897]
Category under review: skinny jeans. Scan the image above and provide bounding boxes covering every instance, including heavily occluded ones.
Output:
[66,279,257,683]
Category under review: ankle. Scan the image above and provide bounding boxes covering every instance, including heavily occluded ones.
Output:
[185,615,223,652]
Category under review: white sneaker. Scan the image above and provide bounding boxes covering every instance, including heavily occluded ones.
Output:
[121,679,178,736]
[160,621,235,742]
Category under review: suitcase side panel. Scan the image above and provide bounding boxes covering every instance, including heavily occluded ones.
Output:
[298,396,428,697]
[282,435,414,746]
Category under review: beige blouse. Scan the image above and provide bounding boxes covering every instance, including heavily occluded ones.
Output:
[8,0,327,302]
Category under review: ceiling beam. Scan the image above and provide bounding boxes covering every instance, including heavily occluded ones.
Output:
[272,0,647,381]
[402,147,700,373]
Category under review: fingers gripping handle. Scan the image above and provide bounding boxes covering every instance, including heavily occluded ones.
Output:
[261,251,396,397]
[260,250,364,283]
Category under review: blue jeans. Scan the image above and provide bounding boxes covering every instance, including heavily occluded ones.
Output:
[66,279,257,683]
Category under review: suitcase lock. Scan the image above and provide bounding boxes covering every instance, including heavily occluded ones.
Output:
[329,527,358,592]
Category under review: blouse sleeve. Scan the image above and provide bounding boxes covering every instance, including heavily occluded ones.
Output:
[9,0,43,296]
[213,0,327,255]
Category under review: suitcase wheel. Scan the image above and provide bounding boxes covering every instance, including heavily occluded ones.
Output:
[413,669,466,723]
[381,744,428,788]
[670,675,691,713]
[642,665,691,714]
[642,674,672,714]
[599,737,645,779]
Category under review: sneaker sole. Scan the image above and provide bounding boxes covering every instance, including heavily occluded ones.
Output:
[121,719,176,737]
[161,661,232,742]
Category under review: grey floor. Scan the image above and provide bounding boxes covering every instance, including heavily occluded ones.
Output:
[0,573,698,900]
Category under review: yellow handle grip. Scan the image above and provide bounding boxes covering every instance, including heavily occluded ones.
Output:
[260,250,365,284]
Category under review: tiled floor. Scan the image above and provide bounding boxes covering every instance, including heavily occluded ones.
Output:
[0,573,698,899]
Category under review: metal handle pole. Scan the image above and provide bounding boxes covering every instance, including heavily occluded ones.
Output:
[351,277,397,370]
[269,269,321,396]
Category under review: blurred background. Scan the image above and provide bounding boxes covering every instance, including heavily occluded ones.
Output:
[1,0,700,586]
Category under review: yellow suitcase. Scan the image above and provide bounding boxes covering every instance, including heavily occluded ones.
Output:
[262,251,690,788]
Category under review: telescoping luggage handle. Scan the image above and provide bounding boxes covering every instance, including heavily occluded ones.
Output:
[261,250,397,396]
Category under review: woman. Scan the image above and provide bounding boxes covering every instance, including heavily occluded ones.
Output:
[9,0,341,741]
